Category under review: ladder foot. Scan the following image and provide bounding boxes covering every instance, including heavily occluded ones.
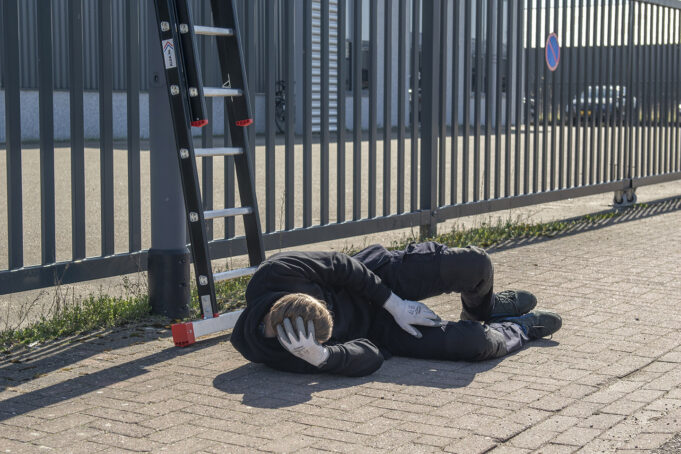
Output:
[172,322,196,347]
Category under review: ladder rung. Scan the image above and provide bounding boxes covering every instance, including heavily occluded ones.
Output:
[204,207,252,220]
[213,266,258,282]
[195,147,243,158]
[203,87,243,98]
[194,25,234,37]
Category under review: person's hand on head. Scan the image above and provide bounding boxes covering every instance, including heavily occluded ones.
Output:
[383,292,442,338]
[276,317,330,367]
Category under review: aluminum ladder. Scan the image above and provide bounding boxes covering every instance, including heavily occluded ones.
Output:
[151,0,265,347]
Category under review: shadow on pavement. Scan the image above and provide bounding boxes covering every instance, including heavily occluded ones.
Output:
[212,338,559,409]
[0,330,223,422]
[486,196,681,254]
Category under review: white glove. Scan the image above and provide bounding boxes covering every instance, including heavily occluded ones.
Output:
[383,292,442,338]
[276,317,330,367]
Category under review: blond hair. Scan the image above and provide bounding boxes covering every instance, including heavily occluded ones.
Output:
[267,293,333,342]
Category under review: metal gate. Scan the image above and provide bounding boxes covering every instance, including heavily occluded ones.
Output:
[2,0,680,295]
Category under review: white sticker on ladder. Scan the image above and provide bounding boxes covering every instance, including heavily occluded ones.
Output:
[162,39,177,69]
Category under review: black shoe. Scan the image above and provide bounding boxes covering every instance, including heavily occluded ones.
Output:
[496,310,562,339]
[460,290,537,322]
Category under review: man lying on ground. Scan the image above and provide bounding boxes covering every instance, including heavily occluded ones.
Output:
[231,242,562,376]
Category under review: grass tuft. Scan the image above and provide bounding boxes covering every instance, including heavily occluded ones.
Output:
[0,294,150,352]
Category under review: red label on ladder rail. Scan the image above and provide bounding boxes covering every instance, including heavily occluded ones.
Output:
[191,119,209,128]
[236,118,253,127]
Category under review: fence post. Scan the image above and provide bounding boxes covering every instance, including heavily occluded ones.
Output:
[147,4,190,319]
[419,0,441,238]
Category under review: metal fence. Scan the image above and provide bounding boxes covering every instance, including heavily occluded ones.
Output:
[2,0,681,295]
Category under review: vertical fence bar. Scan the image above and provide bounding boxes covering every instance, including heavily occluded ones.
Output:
[574,0,582,186]
[265,1,276,232]
[223,126,235,238]
[285,0,295,229]
[474,0,482,201]
[596,0,605,184]
[463,0,472,202]
[410,0,420,211]
[451,2,460,204]
[494,0,502,199]
[524,0,531,194]
[353,0,362,219]
[504,0,513,197]
[3,0,23,269]
[515,0,523,195]
[438,0,447,207]
[368,0,377,218]
[484,0,493,201]
[550,0,558,190]
[604,0,612,182]
[541,0,549,192]
[582,0,590,185]
[634,4,652,176]
[397,0,406,212]
[534,0,541,193]
[384,0,393,215]
[625,1,636,180]
[199,2,214,241]
[661,8,674,173]
[566,0,574,187]
[635,0,643,179]
[652,4,659,176]
[337,0,347,222]
[670,9,681,172]
[69,0,85,260]
[559,0,567,188]
[38,0,56,264]
[99,0,115,256]
[587,0,596,185]
[321,0,330,224]
[646,4,653,177]
[127,0,141,251]
[610,0,619,181]
[614,0,622,181]
[420,0,440,238]
[303,1,312,227]
[653,5,667,175]
[245,0,256,170]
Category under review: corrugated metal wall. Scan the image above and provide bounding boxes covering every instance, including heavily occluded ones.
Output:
[1,0,270,92]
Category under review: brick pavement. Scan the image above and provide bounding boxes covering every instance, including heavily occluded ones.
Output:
[1,197,681,453]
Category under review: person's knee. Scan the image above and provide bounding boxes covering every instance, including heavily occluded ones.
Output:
[465,246,493,280]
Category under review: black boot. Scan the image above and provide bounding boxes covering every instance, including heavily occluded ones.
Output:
[494,310,562,339]
[461,290,537,322]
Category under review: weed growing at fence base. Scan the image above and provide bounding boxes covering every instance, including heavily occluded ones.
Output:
[1,203,648,351]
[0,294,150,352]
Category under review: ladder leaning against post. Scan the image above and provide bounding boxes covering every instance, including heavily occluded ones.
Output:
[151,0,265,347]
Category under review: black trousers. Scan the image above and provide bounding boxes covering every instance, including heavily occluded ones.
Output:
[354,242,528,362]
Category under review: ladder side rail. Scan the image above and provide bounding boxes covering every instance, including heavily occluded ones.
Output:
[152,0,219,318]
[173,0,209,127]
[209,0,266,266]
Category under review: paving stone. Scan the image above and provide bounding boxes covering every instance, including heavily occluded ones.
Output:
[444,434,497,454]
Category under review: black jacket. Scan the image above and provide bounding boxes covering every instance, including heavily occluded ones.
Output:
[230,250,393,376]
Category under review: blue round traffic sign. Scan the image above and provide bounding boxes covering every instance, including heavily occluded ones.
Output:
[546,33,560,71]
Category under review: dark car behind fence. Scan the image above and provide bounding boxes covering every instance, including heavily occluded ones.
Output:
[1,0,681,295]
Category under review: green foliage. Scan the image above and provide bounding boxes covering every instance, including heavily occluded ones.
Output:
[0,294,150,352]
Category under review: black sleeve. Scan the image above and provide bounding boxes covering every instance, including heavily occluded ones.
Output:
[247,252,392,306]
[264,339,384,377]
